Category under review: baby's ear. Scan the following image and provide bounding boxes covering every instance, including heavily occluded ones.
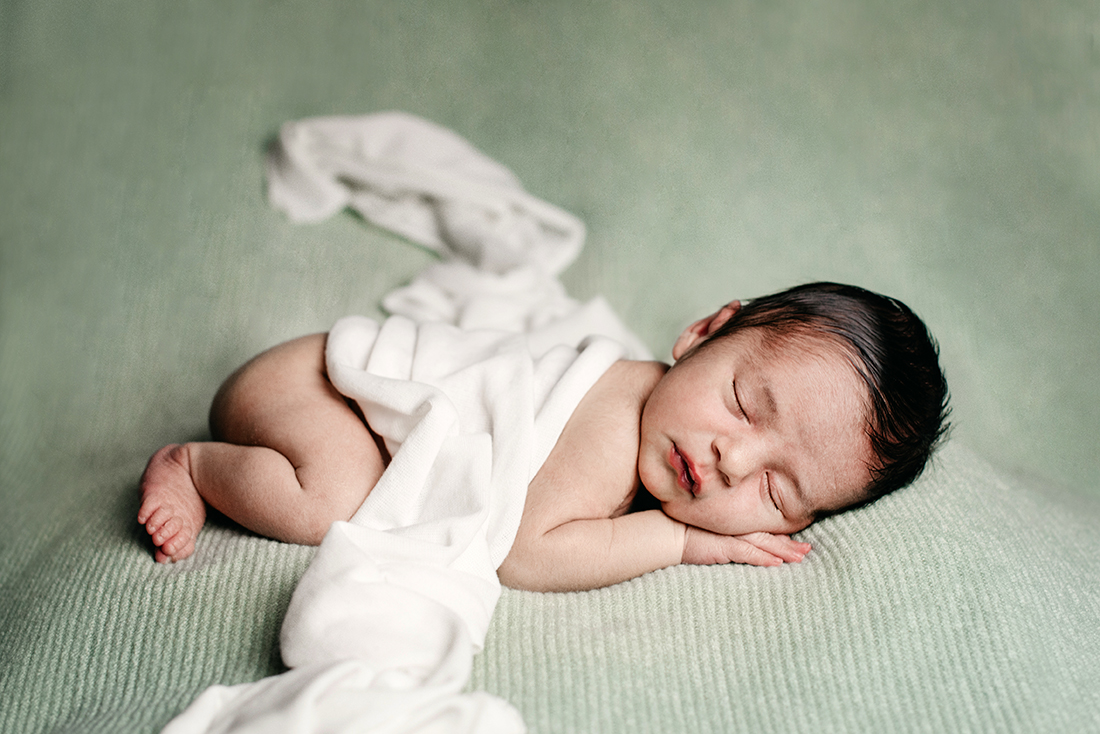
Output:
[672,301,741,360]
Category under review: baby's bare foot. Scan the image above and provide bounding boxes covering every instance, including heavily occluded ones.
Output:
[138,444,206,563]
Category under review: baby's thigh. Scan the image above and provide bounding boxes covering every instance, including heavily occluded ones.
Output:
[210,334,386,502]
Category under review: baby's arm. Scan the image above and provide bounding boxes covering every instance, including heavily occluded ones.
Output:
[499,511,809,592]
[499,509,685,592]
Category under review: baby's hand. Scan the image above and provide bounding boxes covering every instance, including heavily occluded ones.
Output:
[682,526,811,567]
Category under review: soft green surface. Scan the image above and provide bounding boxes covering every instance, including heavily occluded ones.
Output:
[2,1,1098,732]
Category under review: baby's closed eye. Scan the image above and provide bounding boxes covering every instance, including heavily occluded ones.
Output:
[730,380,747,419]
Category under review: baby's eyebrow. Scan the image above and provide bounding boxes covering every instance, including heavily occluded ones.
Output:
[746,377,780,431]
[758,382,778,419]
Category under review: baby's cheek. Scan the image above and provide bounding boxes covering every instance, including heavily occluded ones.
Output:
[667,503,722,533]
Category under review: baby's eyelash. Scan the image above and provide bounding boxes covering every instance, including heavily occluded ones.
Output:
[732,381,746,418]
[766,473,779,510]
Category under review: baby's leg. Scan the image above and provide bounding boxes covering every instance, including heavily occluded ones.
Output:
[138,333,387,562]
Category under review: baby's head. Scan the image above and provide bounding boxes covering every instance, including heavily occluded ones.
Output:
[700,282,951,507]
[639,282,950,536]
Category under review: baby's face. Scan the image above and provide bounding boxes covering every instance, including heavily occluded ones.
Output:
[638,328,873,537]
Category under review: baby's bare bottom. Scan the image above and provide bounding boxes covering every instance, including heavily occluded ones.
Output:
[138,333,387,562]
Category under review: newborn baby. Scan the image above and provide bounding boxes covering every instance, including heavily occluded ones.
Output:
[139,282,949,591]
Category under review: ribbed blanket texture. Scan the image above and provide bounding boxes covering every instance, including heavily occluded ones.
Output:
[2,442,1097,732]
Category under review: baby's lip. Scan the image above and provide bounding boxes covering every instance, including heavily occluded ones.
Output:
[670,444,699,496]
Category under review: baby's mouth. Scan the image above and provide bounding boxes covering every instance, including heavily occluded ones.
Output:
[671,444,698,496]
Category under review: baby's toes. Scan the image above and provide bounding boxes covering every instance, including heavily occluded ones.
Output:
[136,499,155,525]
[143,505,172,535]
[172,538,196,562]
[160,533,183,557]
[160,534,196,563]
[160,523,194,555]
[152,516,182,546]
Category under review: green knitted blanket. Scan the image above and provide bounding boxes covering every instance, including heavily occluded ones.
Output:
[2,441,1097,732]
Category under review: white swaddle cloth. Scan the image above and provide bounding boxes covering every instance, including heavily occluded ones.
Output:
[268,111,652,360]
[267,110,583,276]
[163,114,649,733]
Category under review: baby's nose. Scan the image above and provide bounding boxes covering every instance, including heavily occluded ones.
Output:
[714,434,761,485]
[713,436,742,482]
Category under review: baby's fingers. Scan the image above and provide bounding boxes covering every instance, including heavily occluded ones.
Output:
[727,539,785,567]
[732,532,811,565]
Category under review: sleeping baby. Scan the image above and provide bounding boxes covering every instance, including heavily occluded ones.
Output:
[138,281,949,592]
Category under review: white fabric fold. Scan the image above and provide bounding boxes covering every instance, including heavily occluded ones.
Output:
[165,112,647,734]
[267,111,652,361]
[267,111,584,276]
[381,261,653,360]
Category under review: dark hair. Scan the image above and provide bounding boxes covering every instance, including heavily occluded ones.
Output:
[702,282,950,511]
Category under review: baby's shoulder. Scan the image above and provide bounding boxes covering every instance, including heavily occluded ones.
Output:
[521,360,667,528]
[587,359,668,409]
[571,360,667,438]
